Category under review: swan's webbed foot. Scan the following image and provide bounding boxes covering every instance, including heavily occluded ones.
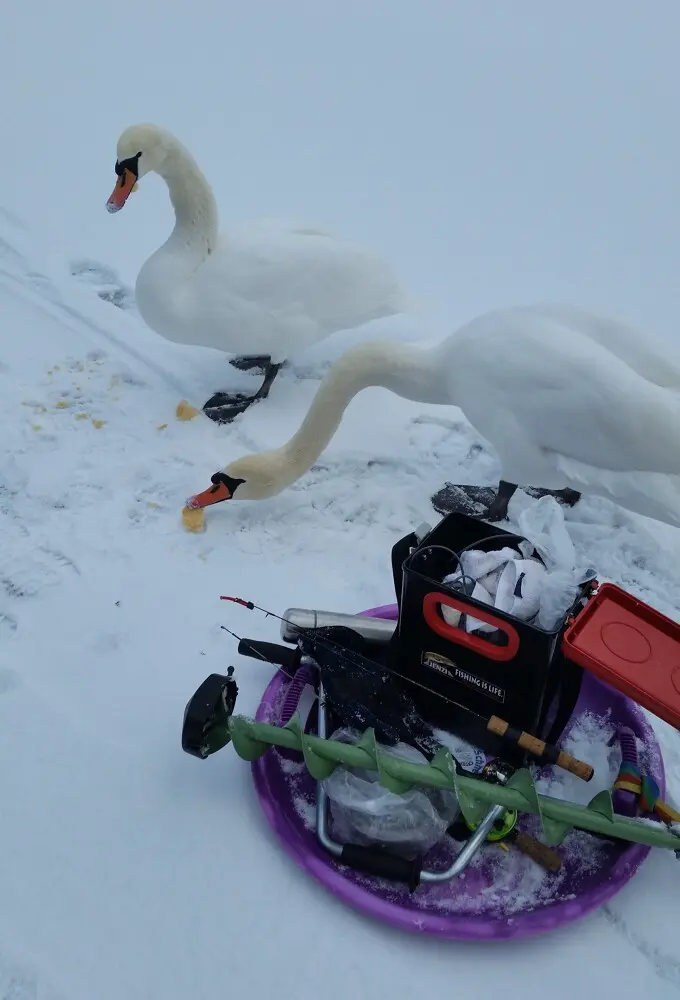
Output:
[202,392,255,423]
[485,481,582,521]
[228,354,275,375]
[202,360,284,424]
[553,487,582,507]
[254,360,284,400]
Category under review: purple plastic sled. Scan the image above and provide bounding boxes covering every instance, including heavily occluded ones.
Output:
[251,603,665,941]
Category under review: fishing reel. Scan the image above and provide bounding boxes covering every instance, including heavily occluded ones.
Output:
[181,667,239,759]
[481,758,514,786]
[448,759,518,843]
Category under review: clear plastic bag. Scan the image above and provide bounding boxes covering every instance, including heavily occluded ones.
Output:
[322,728,460,859]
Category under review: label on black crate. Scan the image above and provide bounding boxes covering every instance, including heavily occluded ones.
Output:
[421,650,458,677]
[421,651,506,704]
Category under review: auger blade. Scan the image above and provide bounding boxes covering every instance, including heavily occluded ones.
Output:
[218,713,680,855]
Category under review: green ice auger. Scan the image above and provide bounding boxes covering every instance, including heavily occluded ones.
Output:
[181,672,680,855]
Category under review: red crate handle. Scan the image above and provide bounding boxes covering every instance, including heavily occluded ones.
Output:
[422,591,520,662]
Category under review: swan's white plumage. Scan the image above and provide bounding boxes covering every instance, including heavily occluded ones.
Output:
[138,219,409,361]
[221,304,680,528]
[445,307,680,478]
[515,304,680,389]
[112,124,408,362]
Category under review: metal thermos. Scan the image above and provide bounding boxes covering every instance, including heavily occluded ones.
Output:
[280,608,396,645]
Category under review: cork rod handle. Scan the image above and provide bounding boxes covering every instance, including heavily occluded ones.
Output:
[487,715,594,782]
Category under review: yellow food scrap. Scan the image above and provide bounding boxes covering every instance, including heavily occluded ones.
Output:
[176,399,200,421]
[157,423,168,431]
[147,501,161,509]
[75,412,89,420]
[91,419,107,429]
[56,400,70,409]
[181,506,205,533]
[31,424,41,431]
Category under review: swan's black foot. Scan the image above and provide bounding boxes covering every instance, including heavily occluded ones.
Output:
[202,392,255,424]
[431,482,583,521]
[486,481,583,522]
[553,487,582,507]
[202,360,284,424]
[229,354,275,375]
[255,360,284,400]
[485,480,518,522]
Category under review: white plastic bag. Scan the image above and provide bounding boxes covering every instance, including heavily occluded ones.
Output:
[322,728,460,859]
[517,496,596,630]
[442,546,546,632]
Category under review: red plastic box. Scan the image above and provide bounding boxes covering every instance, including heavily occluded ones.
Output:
[563,583,680,731]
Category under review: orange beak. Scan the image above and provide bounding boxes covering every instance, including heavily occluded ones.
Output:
[106,167,137,214]
[185,479,233,510]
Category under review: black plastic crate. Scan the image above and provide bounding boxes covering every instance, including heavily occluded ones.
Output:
[387,510,586,765]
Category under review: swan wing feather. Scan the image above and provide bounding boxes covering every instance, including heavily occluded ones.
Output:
[451,306,680,477]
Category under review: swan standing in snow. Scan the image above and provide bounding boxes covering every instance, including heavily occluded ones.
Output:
[186,304,680,529]
[106,123,408,422]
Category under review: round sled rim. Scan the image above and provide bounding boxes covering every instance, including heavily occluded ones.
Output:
[251,603,664,941]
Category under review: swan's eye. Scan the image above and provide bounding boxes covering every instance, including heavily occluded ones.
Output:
[114,152,142,181]
[210,472,245,497]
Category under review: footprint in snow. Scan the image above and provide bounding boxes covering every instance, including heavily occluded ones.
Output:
[70,257,137,313]
[0,668,19,694]
[0,612,17,635]
[410,413,467,432]
[0,538,80,600]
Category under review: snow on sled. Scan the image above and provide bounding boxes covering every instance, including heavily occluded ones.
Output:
[181,502,680,942]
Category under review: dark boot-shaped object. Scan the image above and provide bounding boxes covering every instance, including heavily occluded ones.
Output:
[203,355,284,424]
[485,480,519,521]
[486,481,582,522]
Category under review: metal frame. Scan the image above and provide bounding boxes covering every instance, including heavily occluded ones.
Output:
[313,679,505,884]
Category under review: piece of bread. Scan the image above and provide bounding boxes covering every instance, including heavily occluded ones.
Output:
[176,400,200,421]
[181,506,205,532]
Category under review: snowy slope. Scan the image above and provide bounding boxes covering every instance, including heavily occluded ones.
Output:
[2,210,680,1000]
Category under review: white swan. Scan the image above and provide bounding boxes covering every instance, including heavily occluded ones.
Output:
[106,123,408,421]
[186,304,680,529]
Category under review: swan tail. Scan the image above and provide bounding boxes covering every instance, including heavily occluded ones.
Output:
[554,454,680,527]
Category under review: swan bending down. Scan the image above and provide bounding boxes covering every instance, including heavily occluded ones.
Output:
[186,304,680,529]
[106,123,408,422]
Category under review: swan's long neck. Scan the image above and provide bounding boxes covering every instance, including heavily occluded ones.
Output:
[280,340,449,477]
[157,143,219,261]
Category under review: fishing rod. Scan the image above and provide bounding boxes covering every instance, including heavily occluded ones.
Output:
[218,595,594,780]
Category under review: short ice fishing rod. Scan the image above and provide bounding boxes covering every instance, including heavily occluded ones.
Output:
[219,596,594,781]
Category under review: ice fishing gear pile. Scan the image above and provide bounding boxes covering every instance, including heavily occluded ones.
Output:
[181,492,680,939]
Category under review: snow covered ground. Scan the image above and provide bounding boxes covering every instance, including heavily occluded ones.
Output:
[5,2,680,996]
[3,203,680,1000]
